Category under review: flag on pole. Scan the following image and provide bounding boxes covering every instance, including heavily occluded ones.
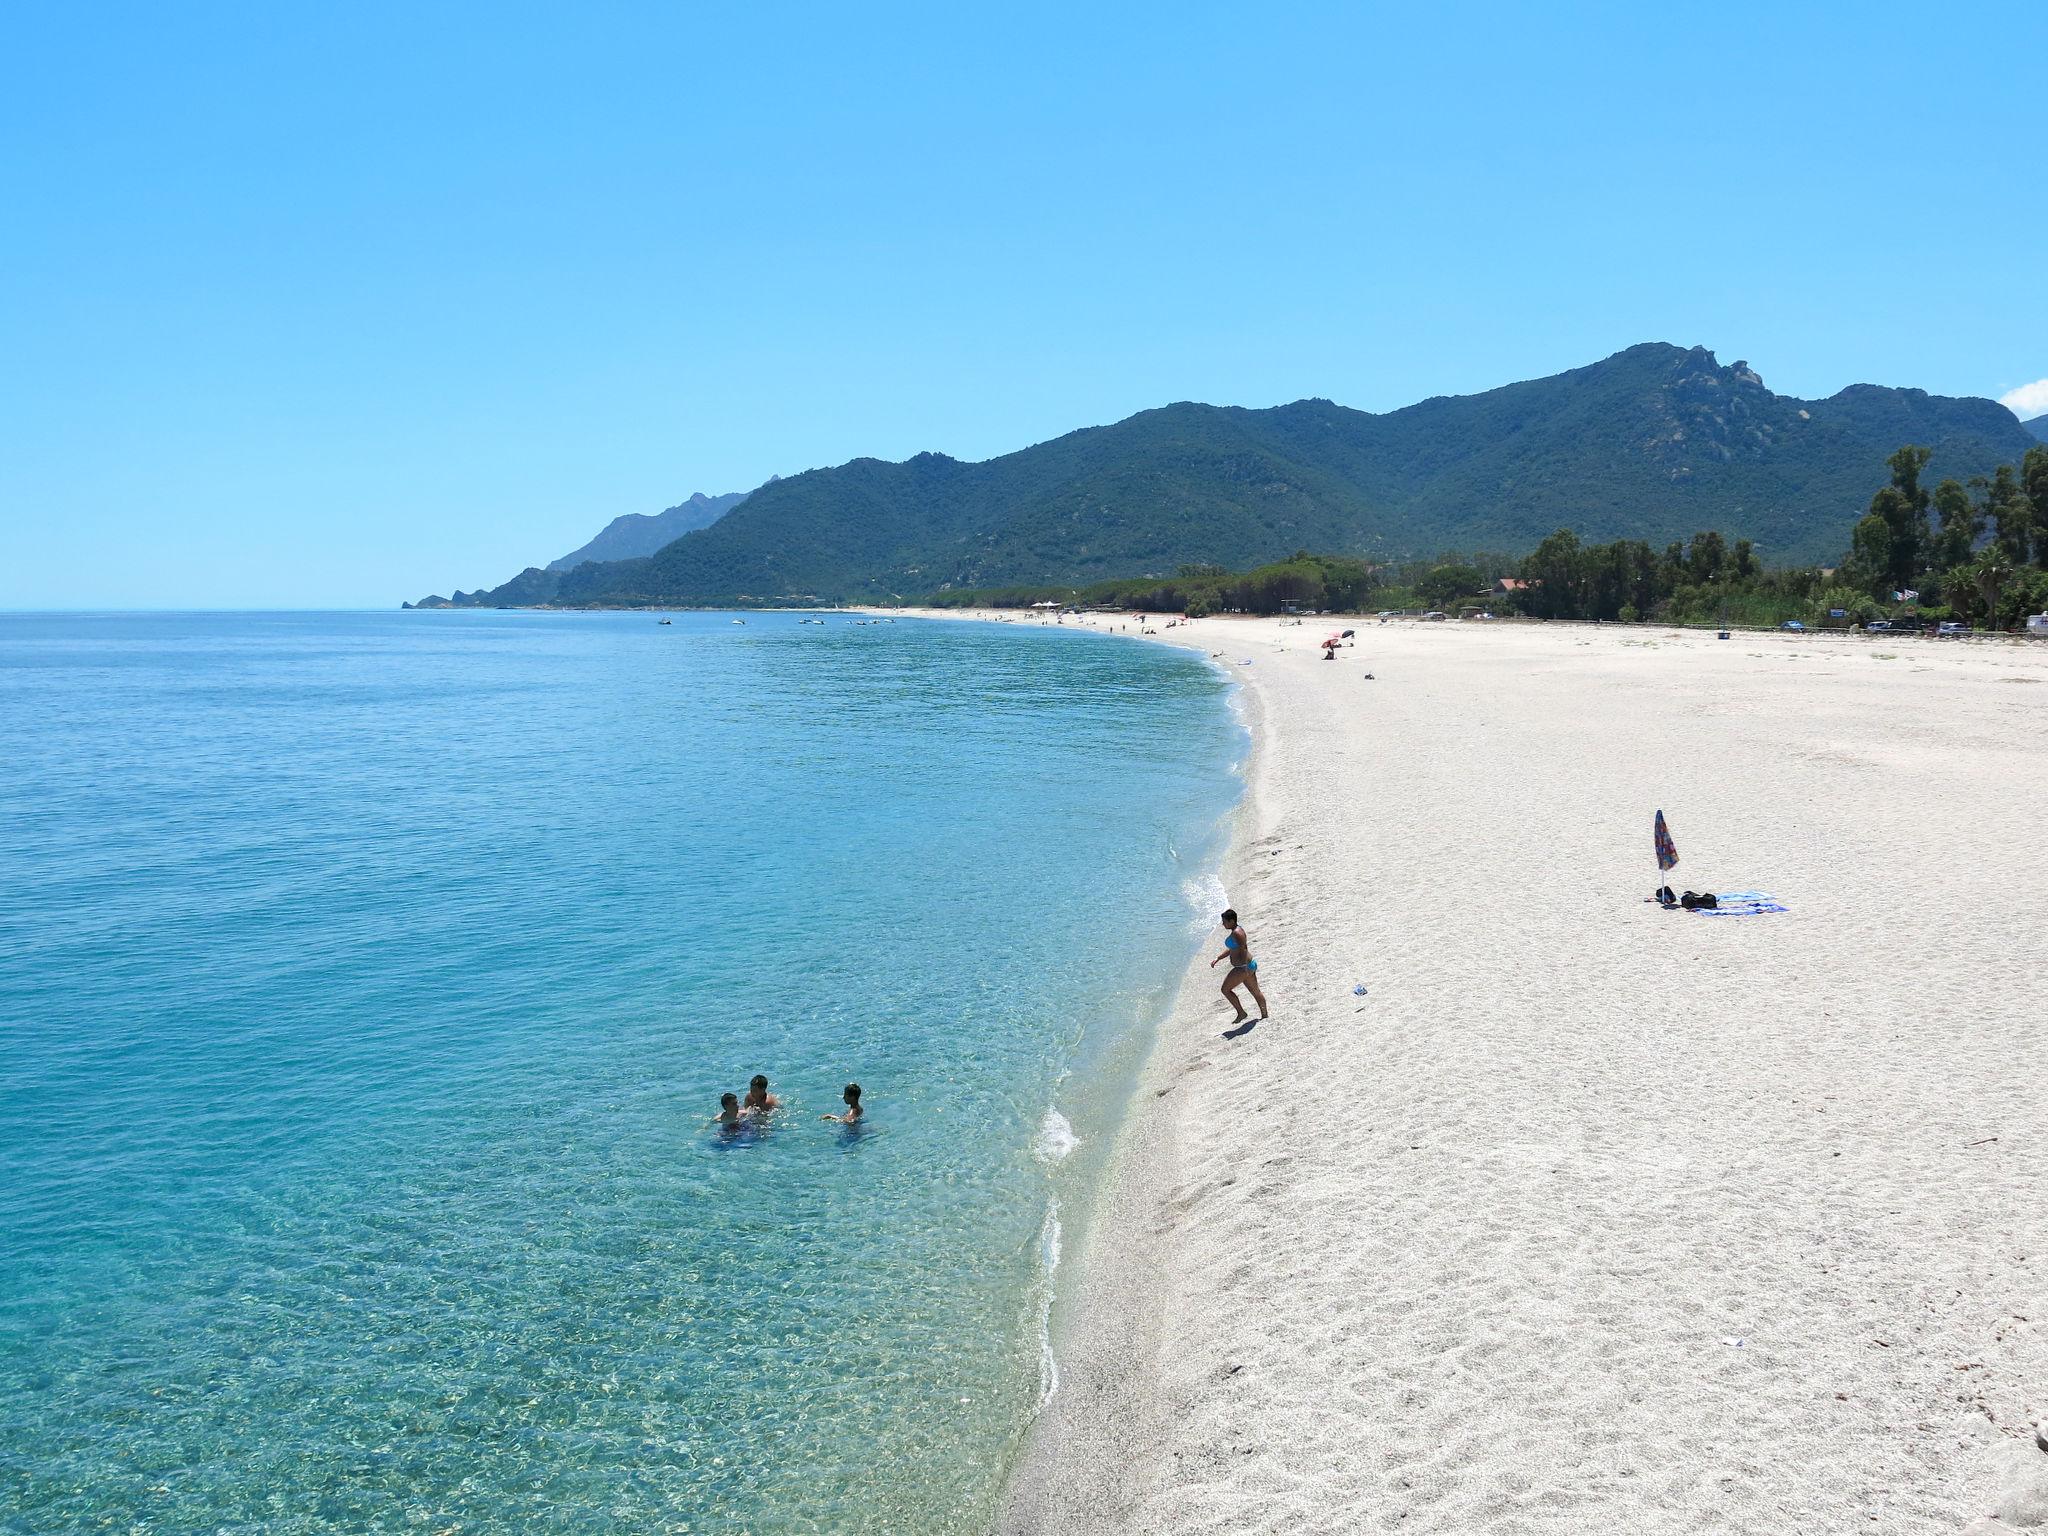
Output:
[1654,809,1679,871]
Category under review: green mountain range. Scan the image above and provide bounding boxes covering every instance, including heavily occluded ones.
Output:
[2024,414,2048,443]
[416,344,2038,607]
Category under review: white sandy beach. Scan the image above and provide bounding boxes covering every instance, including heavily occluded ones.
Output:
[902,611,2048,1534]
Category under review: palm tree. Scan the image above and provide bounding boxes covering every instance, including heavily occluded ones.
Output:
[1957,551,2017,629]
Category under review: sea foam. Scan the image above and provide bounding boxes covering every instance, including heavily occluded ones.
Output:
[1034,1106,1079,1163]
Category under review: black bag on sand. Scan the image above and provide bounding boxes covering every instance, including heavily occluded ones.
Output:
[1656,885,1677,907]
[1679,890,1718,910]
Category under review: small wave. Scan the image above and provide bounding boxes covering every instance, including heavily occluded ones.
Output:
[1034,1107,1079,1163]
[1182,869,1229,931]
[1036,1199,1063,1403]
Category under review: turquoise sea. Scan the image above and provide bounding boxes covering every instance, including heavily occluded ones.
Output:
[0,611,1240,1534]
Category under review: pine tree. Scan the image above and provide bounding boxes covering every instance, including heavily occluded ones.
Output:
[1931,478,1981,570]
[1867,445,1934,588]
[2024,446,2048,567]
[1985,464,2034,563]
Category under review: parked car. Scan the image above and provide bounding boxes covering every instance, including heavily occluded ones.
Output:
[1936,621,1972,636]
[1865,620,1892,632]
[1420,611,1449,622]
[1781,620,1806,632]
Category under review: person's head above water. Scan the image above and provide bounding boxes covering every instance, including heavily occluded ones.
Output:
[822,1081,864,1123]
[750,1074,769,1093]
[721,1092,738,1111]
[1221,908,1238,928]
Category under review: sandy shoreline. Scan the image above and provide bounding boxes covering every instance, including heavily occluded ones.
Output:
[889,609,2048,1534]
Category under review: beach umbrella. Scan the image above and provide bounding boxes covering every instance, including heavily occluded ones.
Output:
[1654,809,1679,894]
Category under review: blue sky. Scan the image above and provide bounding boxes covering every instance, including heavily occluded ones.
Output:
[4,1,2043,607]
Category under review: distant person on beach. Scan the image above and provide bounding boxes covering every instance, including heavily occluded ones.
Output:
[822,1082,863,1124]
[1210,908,1269,1023]
[711,1092,742,1126]
[743,1074,780,1114]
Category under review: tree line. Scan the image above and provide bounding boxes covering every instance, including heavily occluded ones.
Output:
[1498,441,2048,628]
[918,442,2048,628]
[923,553,1377,617]
[1844,443,2048,627]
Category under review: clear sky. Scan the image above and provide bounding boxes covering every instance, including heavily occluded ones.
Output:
[5,1,2043,608]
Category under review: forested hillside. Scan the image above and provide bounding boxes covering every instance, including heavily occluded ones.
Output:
[420,346,2038,607]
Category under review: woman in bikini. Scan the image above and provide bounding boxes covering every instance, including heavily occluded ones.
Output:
[1209,907,1269,1024]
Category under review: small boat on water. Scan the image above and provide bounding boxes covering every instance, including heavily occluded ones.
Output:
[658,618,672,625]
[732,618,747,625]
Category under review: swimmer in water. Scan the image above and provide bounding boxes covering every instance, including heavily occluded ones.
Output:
[1209,907,1269,1024]
[821,1082,863,1124]
[742,1074,780,1114]
[710,1091,741,1126]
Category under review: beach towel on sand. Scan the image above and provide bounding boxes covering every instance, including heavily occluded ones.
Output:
[1694,890,1787,916]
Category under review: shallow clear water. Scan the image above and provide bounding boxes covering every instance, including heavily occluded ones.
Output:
[0,610,1238,1534]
